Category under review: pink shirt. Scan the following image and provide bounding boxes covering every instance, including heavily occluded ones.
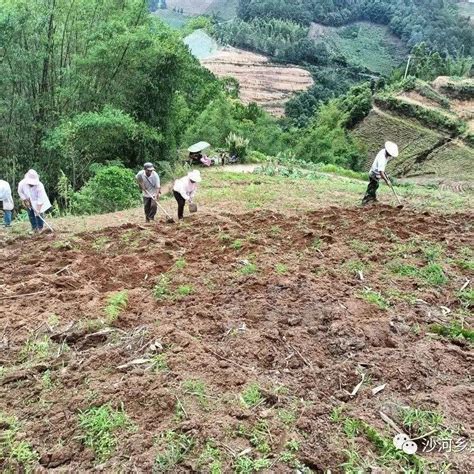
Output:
[173,176,197,201]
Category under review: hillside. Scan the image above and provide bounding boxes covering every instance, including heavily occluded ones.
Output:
[201,47,314,116]
[309,21,407,75]
[353,77,474,186]
[1,170,473,472]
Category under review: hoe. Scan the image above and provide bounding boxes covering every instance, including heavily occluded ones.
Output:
[145,190,175,223]
[388,182,404,209]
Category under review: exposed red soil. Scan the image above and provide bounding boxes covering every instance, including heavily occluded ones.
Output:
[1,206,473,472]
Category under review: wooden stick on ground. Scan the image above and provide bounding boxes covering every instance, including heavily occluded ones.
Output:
[206,347,256,373]
[0,290,48,301]
[288,343,313,369]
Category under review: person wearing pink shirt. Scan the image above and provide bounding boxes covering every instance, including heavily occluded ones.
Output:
[172,170,201,220]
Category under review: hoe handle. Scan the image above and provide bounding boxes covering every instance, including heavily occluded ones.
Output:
[389,183,402,205]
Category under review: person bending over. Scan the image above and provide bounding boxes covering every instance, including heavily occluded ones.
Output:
[173,170,201,220]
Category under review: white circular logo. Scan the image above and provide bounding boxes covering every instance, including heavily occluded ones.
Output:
[402,440,418,454]
[393,433,410,450]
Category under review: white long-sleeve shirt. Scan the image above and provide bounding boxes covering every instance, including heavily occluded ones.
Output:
[18,179,52,213]
[173,176,197,201]
[0,180,14,210]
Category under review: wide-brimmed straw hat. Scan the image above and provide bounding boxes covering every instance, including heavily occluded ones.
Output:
[188,170,202,183]
[385,141,399,158]
[25,169,40,186]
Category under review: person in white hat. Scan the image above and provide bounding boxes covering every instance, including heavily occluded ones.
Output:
[17,169,52,233]
[362,141,399,205]
[136,162,161,223]
[172,170,202,220]
[0,179,14,228]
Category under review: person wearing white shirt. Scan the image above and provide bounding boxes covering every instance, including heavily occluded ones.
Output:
[362,141,399,205]
[0,179,14,228]
[17,169,52,233]
[135,162,161,222]
[173,170,201,220]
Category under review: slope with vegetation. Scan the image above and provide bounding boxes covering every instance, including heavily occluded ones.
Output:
[353,76,474,184]
[309,21,407,76]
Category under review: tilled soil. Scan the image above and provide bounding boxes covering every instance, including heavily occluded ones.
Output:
[1,206,473,472]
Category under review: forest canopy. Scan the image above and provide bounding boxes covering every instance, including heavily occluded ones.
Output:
[237,0,473,56]
[0,0,222,191]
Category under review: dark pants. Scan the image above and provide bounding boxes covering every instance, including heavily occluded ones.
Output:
[173,191,186,220]
[362,176,379,205]
[143,197,157,221]
[27,208,44,230]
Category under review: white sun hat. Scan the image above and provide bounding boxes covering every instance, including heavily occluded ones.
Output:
[188,170,202,183]
[385,141,399,158]
[24,169,40,186]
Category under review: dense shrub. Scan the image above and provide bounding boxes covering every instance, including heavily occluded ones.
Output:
[293,101,365,169]
[72,165,140,215]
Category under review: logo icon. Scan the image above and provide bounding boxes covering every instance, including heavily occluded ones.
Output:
[393,433,418,454]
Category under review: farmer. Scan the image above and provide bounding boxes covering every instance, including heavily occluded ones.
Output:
[136,162,161,223]
[17,170,51,233]
[0,179,14,228]
[362,141,399,205]
[173,170,201,220]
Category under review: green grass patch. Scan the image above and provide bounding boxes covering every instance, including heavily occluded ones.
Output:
[430,322,474,344]
[420,263,448,286]
[358,288,389,310]
[150,353,168,372]
[154,430,194,472]
[78,404,133,463]
[400,406,452,440]
[389,261,419,277]
[92,236,110,251]
[175,284,194,298]
[277,408,297,425]
[389,260,448,286]
[340,417,426,473]
[343,259,368,274]
[234,455,270,473]
[275,263,288,275]
[330,405,345,423]
[104,290,128,323]
[0,413,39,471]
[19,335,57,362]
[458,288,473,307]
[174,258,187,270]
[197,441,223,474]
[349,239,370,254]
[237,420,271,455]
[240,262,258,276]
[153,274,171,300]
[231,239,244,250]
[240,383,264,408]
[385,288,417,305]
[182,379,208,407]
